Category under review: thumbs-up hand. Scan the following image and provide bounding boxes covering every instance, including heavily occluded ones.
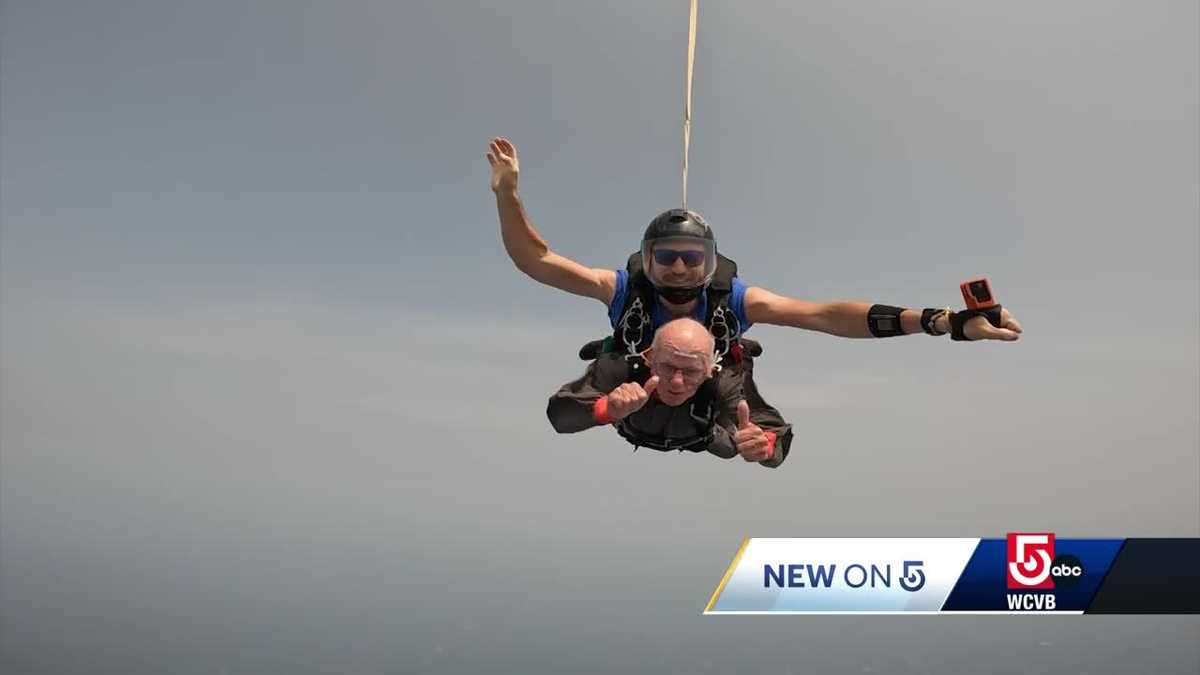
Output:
[606,375,660,421]
[734,400,772,462]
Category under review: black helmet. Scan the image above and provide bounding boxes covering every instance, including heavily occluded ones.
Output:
[640,209,718,304]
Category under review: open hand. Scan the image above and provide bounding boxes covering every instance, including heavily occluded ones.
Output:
[486,137,519,194]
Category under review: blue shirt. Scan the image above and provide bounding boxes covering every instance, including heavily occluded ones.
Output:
[607,269,753,332]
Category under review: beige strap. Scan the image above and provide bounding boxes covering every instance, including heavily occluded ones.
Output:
[682,0,697,210]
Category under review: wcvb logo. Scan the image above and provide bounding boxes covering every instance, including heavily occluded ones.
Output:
[1007,532,1055,589]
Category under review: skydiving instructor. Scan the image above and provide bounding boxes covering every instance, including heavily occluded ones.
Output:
[485,136,1023,346]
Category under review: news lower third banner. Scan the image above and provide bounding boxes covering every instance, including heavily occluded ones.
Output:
[704,536,1200,615]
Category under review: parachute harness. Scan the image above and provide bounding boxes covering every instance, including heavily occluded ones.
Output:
[619,296,652,360]
[708,304,739,367]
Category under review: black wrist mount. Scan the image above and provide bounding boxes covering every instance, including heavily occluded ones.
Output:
[949,305,1004,341]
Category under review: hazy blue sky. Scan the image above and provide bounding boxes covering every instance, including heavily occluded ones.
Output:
[2,1,1197,673]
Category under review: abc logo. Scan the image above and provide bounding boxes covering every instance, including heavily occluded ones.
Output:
[1050,554,1084,588]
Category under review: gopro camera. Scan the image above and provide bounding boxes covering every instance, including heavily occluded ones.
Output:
[960,278,996,310]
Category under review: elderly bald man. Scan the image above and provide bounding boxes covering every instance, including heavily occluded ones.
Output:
[547,318,793,467]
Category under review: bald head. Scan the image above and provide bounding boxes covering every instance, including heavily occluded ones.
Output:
[645,319,716,406]
[651,318,715,359]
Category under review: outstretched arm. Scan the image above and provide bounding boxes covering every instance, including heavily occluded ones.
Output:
[743,286,1022,340]
[487,137,617,305]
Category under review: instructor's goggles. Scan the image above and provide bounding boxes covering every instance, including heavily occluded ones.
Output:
[653,249,707,268]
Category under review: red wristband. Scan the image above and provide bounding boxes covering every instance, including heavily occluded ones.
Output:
[763,431,777,460]
[593,396,614,425]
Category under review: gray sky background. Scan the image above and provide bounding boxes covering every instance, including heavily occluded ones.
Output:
[2,1,1198,673]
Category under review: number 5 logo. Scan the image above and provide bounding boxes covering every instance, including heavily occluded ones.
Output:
[1007,532,1055,589]
[899,560,926,592]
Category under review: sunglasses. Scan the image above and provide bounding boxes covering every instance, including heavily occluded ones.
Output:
[653,249,707,268]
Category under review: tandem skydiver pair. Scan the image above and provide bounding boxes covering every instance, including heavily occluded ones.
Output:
[485,137,1023,467]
